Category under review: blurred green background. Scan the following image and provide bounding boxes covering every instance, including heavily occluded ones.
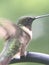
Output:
[0,0,49,65]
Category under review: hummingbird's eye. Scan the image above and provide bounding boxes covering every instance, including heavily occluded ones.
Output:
[25,18,33,23]
[27,18,31,21]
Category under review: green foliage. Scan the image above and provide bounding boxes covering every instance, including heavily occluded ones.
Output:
[0,0,49,65]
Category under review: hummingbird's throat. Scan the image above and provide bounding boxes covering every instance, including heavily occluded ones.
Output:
[20,25,32,39]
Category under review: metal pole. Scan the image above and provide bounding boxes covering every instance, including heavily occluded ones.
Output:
[10,52,49,65]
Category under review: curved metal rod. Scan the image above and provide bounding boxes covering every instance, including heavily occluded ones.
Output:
[9,52,49,64]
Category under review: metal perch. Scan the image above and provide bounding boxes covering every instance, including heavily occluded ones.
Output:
[9,51,49,65]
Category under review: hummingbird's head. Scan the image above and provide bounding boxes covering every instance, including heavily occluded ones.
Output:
[17,16,36,30]
[17,14,49,30]
[17,14,49,39]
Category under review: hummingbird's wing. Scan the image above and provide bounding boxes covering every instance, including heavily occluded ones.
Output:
[0,18,16,40]
[0,26,8,39]
[0,18,22,64]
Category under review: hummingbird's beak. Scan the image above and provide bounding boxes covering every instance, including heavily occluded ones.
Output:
[35,14,49,19]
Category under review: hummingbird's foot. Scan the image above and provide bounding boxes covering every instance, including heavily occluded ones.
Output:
[20,55,26,59]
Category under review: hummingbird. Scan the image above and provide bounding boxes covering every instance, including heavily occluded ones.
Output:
[0,14,49,65]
